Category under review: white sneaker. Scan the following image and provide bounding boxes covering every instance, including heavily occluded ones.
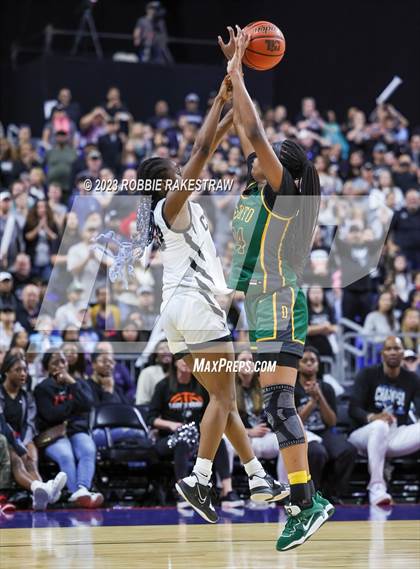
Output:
[31,481,50,511]
[369,483,392,506]
[46,472,67,504]
[69,487,104,509]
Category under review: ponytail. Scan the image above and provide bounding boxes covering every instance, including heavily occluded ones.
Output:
[279,139,321,281]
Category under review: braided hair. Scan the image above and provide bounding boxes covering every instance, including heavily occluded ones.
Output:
[274,139,321,281]
[137,157,176,208]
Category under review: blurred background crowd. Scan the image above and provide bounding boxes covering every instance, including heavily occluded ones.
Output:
[0,80,419,514]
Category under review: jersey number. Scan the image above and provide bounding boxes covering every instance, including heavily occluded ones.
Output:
[232,227,246,255]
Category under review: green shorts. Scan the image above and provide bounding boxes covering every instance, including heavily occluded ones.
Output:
[245,286,308,359]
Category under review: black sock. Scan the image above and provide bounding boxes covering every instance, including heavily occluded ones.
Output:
[309,479,316,495]
[290,481,314,510]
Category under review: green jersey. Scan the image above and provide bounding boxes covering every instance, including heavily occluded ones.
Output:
[228,155,299,295]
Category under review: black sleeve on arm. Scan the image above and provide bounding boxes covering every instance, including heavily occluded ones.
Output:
[349,369,371,426]
[34,384,74,425]
[69,381,94,413]
[321,382,337,413]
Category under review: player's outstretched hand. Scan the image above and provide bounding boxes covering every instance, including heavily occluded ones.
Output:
[227,26,249,76]
[218,26,235,60]
[218,75,233,103]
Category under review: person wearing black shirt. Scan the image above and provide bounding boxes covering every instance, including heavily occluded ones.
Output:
[306,285,337,358]
[148,359,243,509]
[34,348,103,509]
[295,347,357,498]
[349,336,420,506]
[0,353,66,510]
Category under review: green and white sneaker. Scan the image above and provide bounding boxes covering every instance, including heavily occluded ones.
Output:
[276,498,328,551]
[314,491,335,518]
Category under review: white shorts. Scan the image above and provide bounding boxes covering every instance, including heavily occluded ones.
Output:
[160,287,230,356]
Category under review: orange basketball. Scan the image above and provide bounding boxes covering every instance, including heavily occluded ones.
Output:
[243,21,286,71]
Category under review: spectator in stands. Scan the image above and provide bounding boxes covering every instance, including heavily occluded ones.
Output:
[147,100,172,131]
[97,117,123,173]
[10,330,29,352]
[79,107,109,145]
[349,336,420,505]
[16,284,40,334]
[363,291,397,344]
[50,211,81,302]
[296,347,357,498]
[306,285,338,358]
[47,183,67,230]
[45,130,77,194]
[66,214,111,304]
[177,93,203,127]
[28,315,62,355]
[136,339,172,405]
[135,285,158,333]
[52,88,81,125]
[390,189,420,270]
[35,348,103,508]
[90,286,121,340]
[0,191,24,270]
[62,341,87,380]
[401,349,419,375]
[11,254,32,301]
[94,341,135,401]
[0,307,24,352]
[149,358,243,508]
[0,353,67,510]
[385,254,413,307]
[41,105,77,150]
[54,283,85,331]
[0,432,13,502]
[0,272,19,311]
[23,200,59,280]
[400,308,419,353]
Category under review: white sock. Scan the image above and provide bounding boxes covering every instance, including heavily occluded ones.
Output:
[244,457,266,478]
[190,457,213,486]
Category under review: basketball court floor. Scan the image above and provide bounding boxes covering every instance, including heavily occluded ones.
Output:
[1,503,419,568]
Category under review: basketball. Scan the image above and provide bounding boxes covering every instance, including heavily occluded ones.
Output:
[243,20,285,71]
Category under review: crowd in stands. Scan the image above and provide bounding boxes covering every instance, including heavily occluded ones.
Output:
[0,84,419,514]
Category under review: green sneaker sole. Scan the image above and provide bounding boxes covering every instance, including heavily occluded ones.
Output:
[276,510,329,552]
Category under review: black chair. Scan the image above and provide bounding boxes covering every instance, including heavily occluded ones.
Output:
[90,404,158,502]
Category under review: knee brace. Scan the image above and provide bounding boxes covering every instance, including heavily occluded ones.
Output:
[262,384,305,450]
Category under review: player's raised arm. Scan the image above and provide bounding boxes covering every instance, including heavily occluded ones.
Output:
[228,27,284,191]
[163,78,231,223]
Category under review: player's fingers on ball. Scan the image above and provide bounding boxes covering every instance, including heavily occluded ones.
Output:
[227,26,234,40]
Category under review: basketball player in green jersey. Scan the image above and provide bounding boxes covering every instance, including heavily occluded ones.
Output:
[220,27,334,550]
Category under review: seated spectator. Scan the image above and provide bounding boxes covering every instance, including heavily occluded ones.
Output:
[47,183,68,230]
[10,254,33,301]
[0,353,67,510]
[24,200,59,281]
[49,212,81,303]
[28,315,62,361]
[79,107,108,146]
[16,284,41,334]
[401,349,420,375]
[306,285,338,358]
[363,291,397,344]
[94,341,136,402]
[90,287,121,340]
[148,359,243,509]
[390,189,420,270]
[45,131,77,195]
[295,347,357,499]
[41,105,77,150]
[176,93,203,127]
[55,283,85,332]
[0,432,15,510]
[10,330,29,352]
[62,341,87,380]
[34,348,103,508]
[136,339,172,405]
[0,192,24,270]
[0,272,19,311]
[0,307,24,352]
[400,308,419,353]
[349,336,420,505]
[97,117,123,173]
[88,352,147,449]
[77,309,100,353]
[52,88,81,125]
[66,215,111,304]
